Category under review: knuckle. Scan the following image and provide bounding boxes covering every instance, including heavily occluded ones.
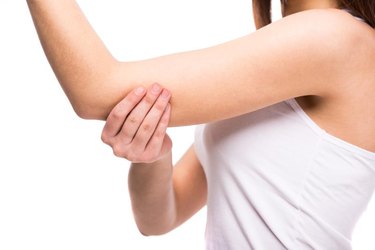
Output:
[112,145,124,157]
[101,133,108,144]
[128,115,139,125]
[128,94,138,103]
[154,103,166,112]
[144,95,155,106]
[112,109,123,121]
[121,133,133,144]
[141,123,152,132]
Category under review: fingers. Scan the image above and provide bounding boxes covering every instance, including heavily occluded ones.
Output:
[117,83,164,144]
[102,86,146,139]
[145,103,172,155]
[101,83,173,163]
[128,104,172,164]
[131,89,171,149]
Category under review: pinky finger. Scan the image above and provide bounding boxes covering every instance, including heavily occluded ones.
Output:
[145,104,171,154]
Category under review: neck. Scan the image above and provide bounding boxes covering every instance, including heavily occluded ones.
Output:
[283,0,339,16]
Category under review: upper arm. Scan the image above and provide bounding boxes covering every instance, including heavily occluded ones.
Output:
[94,10,353,125]
[170,145,207,230]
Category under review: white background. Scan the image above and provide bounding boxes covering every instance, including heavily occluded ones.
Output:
[0,1,374,249]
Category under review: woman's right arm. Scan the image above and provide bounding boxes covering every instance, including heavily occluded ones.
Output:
[27,0,354,126]
[101,85,207,235]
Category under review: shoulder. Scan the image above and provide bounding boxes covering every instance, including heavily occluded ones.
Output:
[245,9,366,96]
[251,9,359,67]
[269,9,367,50]
[254,8,366,75]
[283,9,375,75]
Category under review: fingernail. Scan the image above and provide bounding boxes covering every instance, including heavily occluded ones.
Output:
[135,86,145,96]
[161,89,170,99]
[151,83,161,94]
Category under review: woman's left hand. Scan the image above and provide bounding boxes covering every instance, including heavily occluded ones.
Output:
[101,83,172,164]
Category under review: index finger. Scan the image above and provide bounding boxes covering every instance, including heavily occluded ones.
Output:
[102,86,146,138]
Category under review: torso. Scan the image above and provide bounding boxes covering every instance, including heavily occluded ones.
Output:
[296,10,375,152]
[194,10,375,249]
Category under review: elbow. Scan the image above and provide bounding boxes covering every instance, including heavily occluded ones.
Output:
[60,61,126,121]
[68,96,109,120]
[65,81,118,120]
[73,108,97,120]
[72,102,108,121]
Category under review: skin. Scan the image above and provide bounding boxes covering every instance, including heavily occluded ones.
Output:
[27,0,356,126]
[27,0,375,236]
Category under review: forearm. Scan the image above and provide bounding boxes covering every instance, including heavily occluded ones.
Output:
[128,152,177,236]
[27,0,130,118]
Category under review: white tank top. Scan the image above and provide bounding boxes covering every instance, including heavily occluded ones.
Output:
[194,99,375,250]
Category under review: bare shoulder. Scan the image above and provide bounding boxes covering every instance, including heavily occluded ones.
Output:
[262,9,370,47]
[247,9,366,87]
[276,8,374,47]
[256,8,375,81]
[292,9,375,71]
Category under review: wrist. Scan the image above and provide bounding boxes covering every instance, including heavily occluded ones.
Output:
[129,151,173,192]
[131,151,172,169]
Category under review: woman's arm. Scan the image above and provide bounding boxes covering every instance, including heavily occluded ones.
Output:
[27,0,122,117]
[101,85,207,235]
[27,1,355,126]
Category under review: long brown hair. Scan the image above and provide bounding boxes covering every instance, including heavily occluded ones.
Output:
[252,0,375,28]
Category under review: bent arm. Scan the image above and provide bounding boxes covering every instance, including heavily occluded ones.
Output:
[27,1,350,126]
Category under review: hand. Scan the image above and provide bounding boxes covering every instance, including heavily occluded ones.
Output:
[101,83,172,163]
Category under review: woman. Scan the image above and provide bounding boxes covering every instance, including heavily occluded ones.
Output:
[27,0,375,249]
